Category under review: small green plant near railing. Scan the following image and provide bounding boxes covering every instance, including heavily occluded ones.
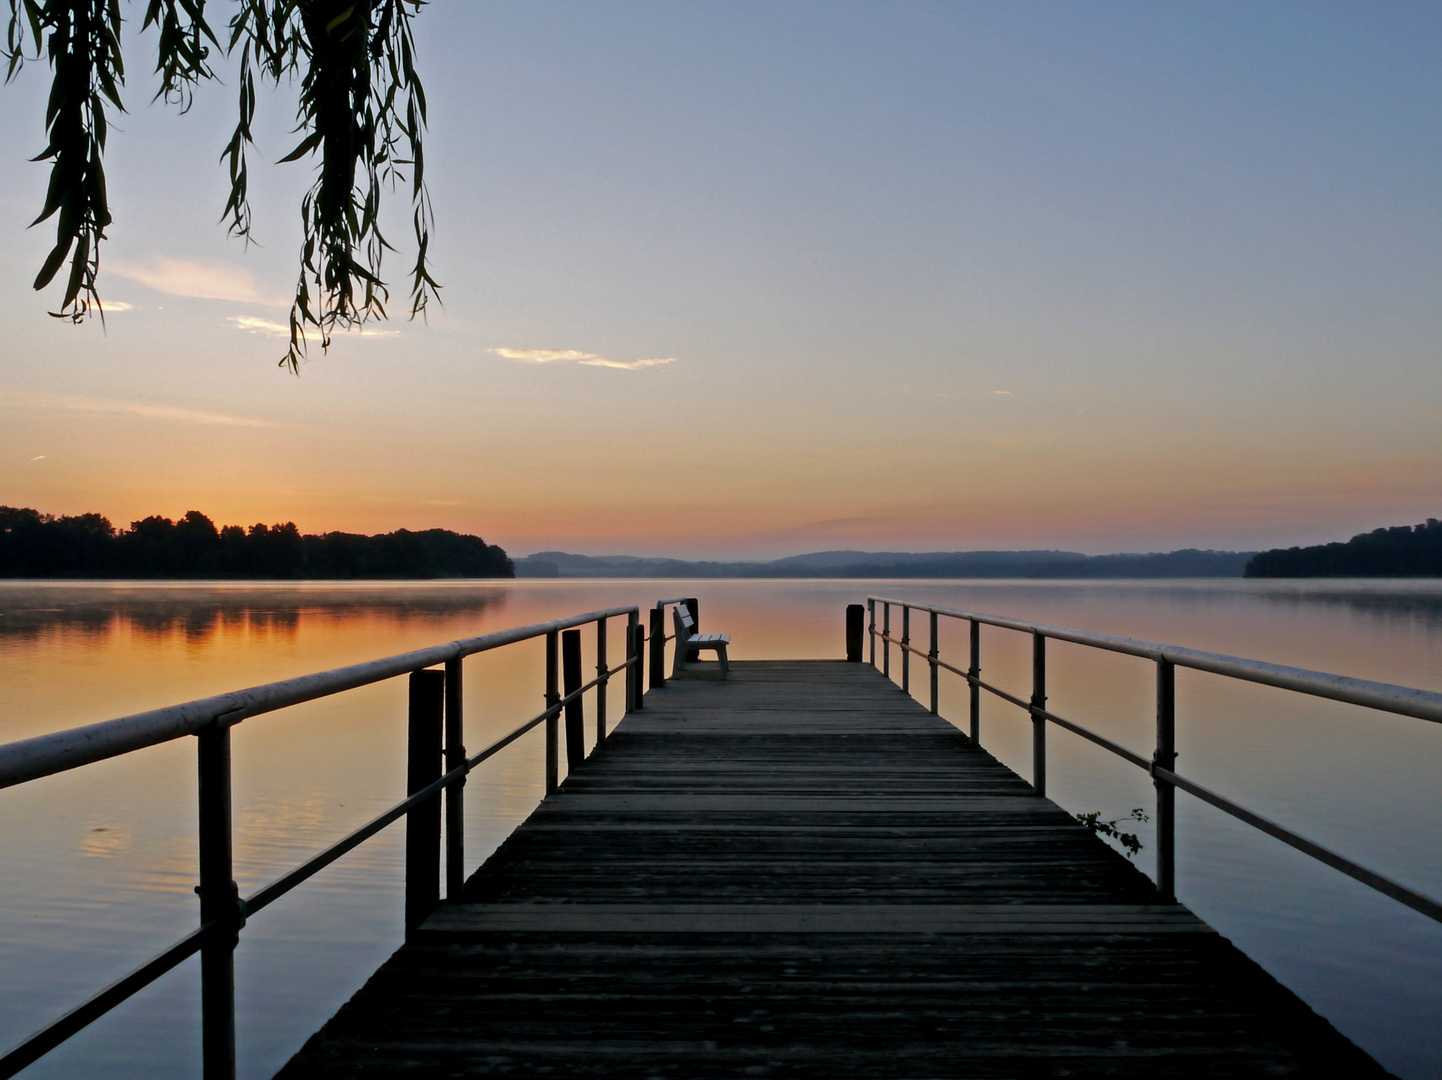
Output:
[1075,808,1150,859]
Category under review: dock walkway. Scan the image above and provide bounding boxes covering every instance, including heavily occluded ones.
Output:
[278,660,1388,1077]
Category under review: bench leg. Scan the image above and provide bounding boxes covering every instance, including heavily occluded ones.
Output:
[672,638,686,678]
[717,645,729,679]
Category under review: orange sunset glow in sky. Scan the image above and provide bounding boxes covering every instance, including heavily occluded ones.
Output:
[2,4,1439,558]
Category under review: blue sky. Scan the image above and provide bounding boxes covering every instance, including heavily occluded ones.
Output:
[0,1,1439,556]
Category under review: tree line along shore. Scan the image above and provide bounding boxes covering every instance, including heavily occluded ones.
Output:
[1243,518,1442,577]
[0,508,514,580]
[4,506,1439,580]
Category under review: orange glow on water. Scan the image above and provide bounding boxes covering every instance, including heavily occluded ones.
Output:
[3,580,1442,1077]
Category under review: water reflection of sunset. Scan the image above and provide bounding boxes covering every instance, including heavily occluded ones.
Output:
[3,580,1442,1080]
[0,583,518,648]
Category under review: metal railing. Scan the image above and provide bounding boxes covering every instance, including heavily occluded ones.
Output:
[0,604,646,1080]
[863,596,1442,924]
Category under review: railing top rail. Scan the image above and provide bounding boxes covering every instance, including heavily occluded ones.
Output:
[867,595,1442,726]
[0,605,639,791]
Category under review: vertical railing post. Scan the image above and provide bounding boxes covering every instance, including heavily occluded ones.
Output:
[867,599,876,666]
[649,606,666,688]
[197,721,237,1080]
[596,618,608,742]
[625,611,638,712]
[1154,658,1177,902]
[928,610,939,715]
[444,657,465,902]
[406,669,444,935]
[545,631,559,795]
[968,618,981,743]
[845,604,864,662]
[883,603,891,680]
[562,628,584,772]
[1030,632,1047,798]
[901,605,911,694]
[630,620,645,710]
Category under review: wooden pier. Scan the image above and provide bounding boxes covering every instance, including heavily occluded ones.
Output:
[277,660,1389,1078]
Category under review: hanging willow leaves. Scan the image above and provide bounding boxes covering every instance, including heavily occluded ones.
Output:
[143,0,219,109]
[4,0,438,369]
[5,0,125,321]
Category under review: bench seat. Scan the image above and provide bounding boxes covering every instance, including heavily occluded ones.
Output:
[672,605,730,679]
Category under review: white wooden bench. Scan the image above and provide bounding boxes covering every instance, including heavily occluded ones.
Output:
[671,603,730,679]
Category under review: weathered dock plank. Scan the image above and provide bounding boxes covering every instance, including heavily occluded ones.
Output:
[277,660,1391,1078]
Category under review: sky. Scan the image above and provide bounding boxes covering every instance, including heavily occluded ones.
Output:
[0,1,1439,559]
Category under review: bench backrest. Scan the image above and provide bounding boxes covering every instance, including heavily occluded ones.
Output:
[672,603,696,641]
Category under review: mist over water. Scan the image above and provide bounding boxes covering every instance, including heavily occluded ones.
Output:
[1,579,1440,1079]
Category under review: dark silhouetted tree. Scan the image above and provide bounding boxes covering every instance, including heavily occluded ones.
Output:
[2,505,513,578]
[1246,519,1442,577]
[1,506,116,575]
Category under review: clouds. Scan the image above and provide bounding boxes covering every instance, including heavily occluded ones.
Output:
[65,398,276,428]
[106,258,397,343]
[111,256,283,305]
[493,348,601,364]
[579,357,675,370]
[230,315,289,337]
[228,315,398,339]
[4,391,276,429]
[491,347,675,371]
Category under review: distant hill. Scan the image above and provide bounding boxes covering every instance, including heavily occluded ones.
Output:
[516,548,1254,579]
[1246,518,1442,577]
[0,507,514,579]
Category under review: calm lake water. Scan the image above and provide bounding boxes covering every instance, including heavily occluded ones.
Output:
[1,579,1440,1079]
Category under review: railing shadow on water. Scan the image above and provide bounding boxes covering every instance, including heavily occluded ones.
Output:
[856,596,1442,922]
[0,604,650,1080]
